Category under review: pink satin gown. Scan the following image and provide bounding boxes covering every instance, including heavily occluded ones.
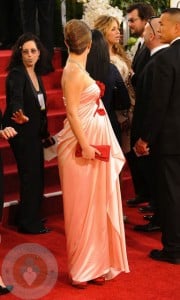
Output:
[57,82,129,282]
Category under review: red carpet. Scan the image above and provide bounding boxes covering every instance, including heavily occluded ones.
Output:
[0,166,180,300]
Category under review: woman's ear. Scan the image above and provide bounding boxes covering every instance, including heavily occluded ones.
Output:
[87,41,92,52]
[64,40,69,53]
[64,40,69,49]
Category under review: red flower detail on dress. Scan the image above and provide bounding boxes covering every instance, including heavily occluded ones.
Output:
[93,81,106,116]
[95,108,105,116]
[96,81,105,98]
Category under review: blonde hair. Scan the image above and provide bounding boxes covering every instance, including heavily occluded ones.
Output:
[64,19,92,55]
[94,15,131,69]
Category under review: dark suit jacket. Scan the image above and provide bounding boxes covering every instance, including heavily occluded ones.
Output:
[131,43,150,88]
[131,47,168,147]
[3,65,49,139]
[141,39,180,154]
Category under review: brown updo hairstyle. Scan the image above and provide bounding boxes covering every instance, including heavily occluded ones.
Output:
[64,19,92,55]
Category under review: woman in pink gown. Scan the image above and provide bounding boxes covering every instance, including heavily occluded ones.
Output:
[57,19,129,288]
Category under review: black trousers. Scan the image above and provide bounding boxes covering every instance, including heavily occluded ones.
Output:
[10,135,45,231]
[157,155,180,256]
[126,150,155,205]
[23,0,55,56]
[0,0,22,46]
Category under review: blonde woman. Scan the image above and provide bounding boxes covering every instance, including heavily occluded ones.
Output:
[94,15,135,154]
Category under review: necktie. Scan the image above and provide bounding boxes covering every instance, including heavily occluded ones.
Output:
[135,42,142,56]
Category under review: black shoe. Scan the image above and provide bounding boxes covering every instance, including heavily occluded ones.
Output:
[149,249,180,264]
[0,285,13,295]
[126,196,147,207]
[41,218,48,224]
[18,226,51,234]
[139,205,154,213]
[143,214,153,221]
[134,222,161,232]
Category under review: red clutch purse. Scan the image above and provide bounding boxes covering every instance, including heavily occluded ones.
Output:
[75,144,110,162]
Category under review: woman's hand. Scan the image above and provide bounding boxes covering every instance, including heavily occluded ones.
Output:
[81,145,101,160]
[0,127,17,140]
[11,109,29,124]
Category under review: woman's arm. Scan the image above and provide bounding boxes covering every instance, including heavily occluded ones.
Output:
[6,69,26,113]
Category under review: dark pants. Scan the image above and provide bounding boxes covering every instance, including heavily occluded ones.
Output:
[23,0,55,57]
[126,150,155,205]
[0,0,22,47]
[157,155,180,256]
[10,135,45,231]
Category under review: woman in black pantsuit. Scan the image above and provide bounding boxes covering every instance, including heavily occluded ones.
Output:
[3,32,54,234]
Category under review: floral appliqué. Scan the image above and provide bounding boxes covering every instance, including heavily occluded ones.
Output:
[94,81,106,116]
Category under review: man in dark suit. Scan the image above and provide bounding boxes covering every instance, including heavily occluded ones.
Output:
[127,3,155,88]
[132,18,169,232]
[0,0,23,49]
[126,3,155,208]
[135,8,180,264]
[22,0,55,73]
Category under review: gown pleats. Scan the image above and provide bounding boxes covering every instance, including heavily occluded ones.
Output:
[57,82,129,282]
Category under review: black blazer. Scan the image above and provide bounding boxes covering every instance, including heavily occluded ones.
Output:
[102,63,130,145]
[103,63,130,112]
[131,44,150,88]
[131,48,167,147]
[3,65,49,139]
[141,39,180,154]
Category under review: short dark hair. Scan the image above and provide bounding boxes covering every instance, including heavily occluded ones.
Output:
[161,7,180,15]
[7,32,49,75]
[126,3,155,20]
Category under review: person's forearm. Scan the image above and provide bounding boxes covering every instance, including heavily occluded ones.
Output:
[67,111,89,149]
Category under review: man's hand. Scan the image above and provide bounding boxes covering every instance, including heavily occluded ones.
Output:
[133,138,150,156]
[0,127,17,140]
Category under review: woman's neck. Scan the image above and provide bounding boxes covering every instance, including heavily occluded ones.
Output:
[108,44,113,56]
[68,53,87,69]
[25,66,35,74]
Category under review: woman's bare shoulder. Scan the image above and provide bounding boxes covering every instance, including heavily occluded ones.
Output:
[62,65,86,88]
